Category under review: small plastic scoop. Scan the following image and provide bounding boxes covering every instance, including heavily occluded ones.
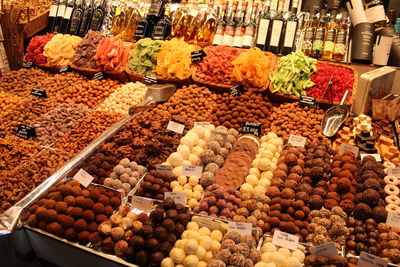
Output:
[129,83,176,115]
[321,90,349,137]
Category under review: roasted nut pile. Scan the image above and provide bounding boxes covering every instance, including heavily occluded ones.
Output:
[57,79,121,108]
[97,82,148,114]
[0,92,25,117]
[33,103,90,146]
[55,111,123,155]
[0,149,71,214]
[211,91,273,133]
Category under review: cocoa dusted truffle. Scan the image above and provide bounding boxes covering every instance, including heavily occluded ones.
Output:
[309,195,324,210]
[354,203,373,220]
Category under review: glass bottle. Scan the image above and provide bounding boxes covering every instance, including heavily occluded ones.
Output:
[89,0,107,31]
[196,3,219,46]
[267,0,284,53]
[48,0,60,33]
[59,0,75,33]
[365,0,387,31]
[54,0,67,33]
[78,0,95,36]
[120,1,140,41]
[333,11,350,61]
[222,1,239,46]
[170,1,189,39]
[255,0,271,50]
[311,10,327,58]
[321,11,339,60]
[110,2,127,36]
[184,1,202,42]
[242,2,259,49]
[232,1,248,48]
[212,1,228,45]
[301,11,317,56]
[281,0,299,55]
[134,6,153,40]
[387,9,396,27]
[68,0,83,35]
[152,6,172,40]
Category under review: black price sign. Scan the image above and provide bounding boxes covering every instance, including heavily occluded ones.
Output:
[22,62,33,68]
[299,95,316,107]
[93,72,103,81]
[15,124,36,140]
[59,65,69,73]
[30,87,47,99]
[191,50,207,63]
[143,75,157,84]
[241,121,261,136]
[230,84,244,97]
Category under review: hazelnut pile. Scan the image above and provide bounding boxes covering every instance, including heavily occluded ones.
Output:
[259,238,306,267]
[346,218,381,256]
[136,170,175,200]
[193,184,241,220]
[234,192,270,229]
[210,91,273,133]
[304,255,348,267]
[354,156,387,222]
[24,180,121,244]
[327,151,357,215]
[269,102,327,144]
[306,207,349,250]
[0,91,25,118]
[162,221,224,267]
[209,230,261,267]
[200,127,239,188]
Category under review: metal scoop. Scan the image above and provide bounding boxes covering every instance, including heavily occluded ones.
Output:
[321,90,349,137]
[129,83,176,115]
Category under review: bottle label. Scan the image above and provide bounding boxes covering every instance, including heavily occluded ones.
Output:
[242,26,255,47]
[232,26,245,47]
[269,20,283,47]
[336,31,346,44]
[135,24,145,38]
[153,24,166,39]
[365,5,386,24]
[323,41,335,53]
[56,5,66,17]
[256,19,270,45]
[312,28,324,51]
[149,2,162,17]
[326,29,337,42]
[222,26,234,46]
[49,5,58,17]
[283,21,297,48]
[64,6,73,19]
[69,13,80,33]
[90,13,101,30]
[345,0,367,26]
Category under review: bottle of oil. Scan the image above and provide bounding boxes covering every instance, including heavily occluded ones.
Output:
[301,11,317,56]
[169,1,188,39]
[195,3,218,46]
[121,1,139,41]
[110,2,127,36]
[333,11,350,61]
[183,0,201,42]
[321,11,339,60]
[152,6,172,40]
[311,10,327,58]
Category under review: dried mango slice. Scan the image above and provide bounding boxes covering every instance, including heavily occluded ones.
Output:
[43,34,82,67]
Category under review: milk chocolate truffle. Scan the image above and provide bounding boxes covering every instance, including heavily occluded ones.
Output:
[65,228,77,241]
[46,222,64,236]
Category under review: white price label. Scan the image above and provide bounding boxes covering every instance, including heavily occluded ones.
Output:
[339,144,359,157]
[164,192,186,205]
[194,122,210,128]
[360,154,382,161]
[196,217,222,231]
[309,242,338,257]
[167,121,185,134]
[73,169,94,187]
[288,134,307,147]
[182,165,203,177]
[357,251,388,267]
[156,164,173,175]
[386,212,400,227]
[388,167,400,178]
[272,230,299,251]
[131,196,153,212]
[228,221,252,236]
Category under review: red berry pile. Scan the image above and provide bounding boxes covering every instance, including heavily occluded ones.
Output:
[25,33,54,65]
[307,62,354,103]
[195,45,242,85]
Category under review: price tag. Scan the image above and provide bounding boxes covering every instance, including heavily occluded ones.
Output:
[30,87,47,99]
[182,165,203,177]
[164,192,186,205]
[132,196,154,212]
[288,134,307,147]
[167,120,185,134]
[196,217,221,231]
[386,212,400,227]
[299,95,316,107]
[228,221,252,235]
[241,121,261,137]
[357,252,388,267]
[360,153,382,161]
[272,230,299,251]
[194,122,210,128]
[309,242,338,257]
[93,72,103,81]
[156,164,173,175]
[388,167,400,178]
[73,169,94,187]
[59,65,69,72]
[15,124,36,140]
[143,75,157,84]
[191,50,207,63]
[230,84,244,97]
[22,62,33,68]
[339,144,359,157]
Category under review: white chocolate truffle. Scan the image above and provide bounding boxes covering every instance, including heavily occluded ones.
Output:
[204,251,213,261]
[197,261,207,267]
[173,185,184,192]
[269,252,285,266]
[188,198,198,208]
[291,250,305,262]
[187,222,200,231]
[183,183,193,190]
[197,139,207,148]
[277,248,291,257]
[184,188,193,199]
[161,257,175,267]
[248,168,261,178]
[198,227,210,236]
[240,183,253,194]
[261,243,277,253]
[259,158,272,171]
[261,252,271,262]
[199,236,212,250]
[189,176,199,186]
[193,185,203,192]
[192,126,206,138]
[210,230,223,242]
[196,246,207,260]
[182,160,192,166]
[121,183,131,192]
[285,257,302,267]
[259,178,271,188]
[246,175,259,187]
[175,240,186,249]
[170,248,186,263]
[173,166,183,177]
[178,176,188,185]
[171,181,180,189]
[254,185,267,195]
[189,154,200,165]
[252,159,260,168]
[169,152,184,167]
[104,178,113,187]
[187,230,201,241]
[210,240,221,251]
[184,239,199,254]
[255,262,271,267]
[193,191,202,200]
[178,145,191,159]
[261,171,273,180]
[191,146,204,157]
[183,255,199,267]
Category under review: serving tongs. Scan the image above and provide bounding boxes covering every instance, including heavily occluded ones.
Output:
[321,90,350,137]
